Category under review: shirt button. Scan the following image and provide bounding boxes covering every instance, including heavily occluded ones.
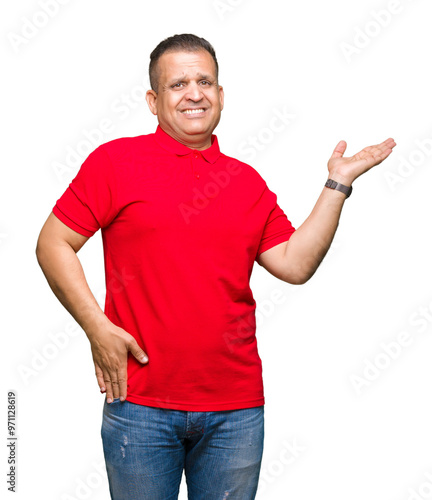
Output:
[194,172,200,179]
[194,154,199,159]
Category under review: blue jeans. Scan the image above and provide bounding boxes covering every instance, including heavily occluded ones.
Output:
[101,398,265,499]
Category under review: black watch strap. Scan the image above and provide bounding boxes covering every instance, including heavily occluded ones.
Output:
[325,178,353,198]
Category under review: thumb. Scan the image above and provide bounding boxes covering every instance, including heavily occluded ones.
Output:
[330,140,347,159]
[128,339,148,363]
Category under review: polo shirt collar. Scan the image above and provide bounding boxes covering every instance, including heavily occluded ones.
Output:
[154,125,221,164]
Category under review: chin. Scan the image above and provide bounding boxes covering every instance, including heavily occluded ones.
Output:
[182,124,209,136]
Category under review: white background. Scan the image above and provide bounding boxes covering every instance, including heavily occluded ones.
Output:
[2,0,432,499]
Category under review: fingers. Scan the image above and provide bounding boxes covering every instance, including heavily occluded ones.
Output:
[101,369,120,403]
[95,361,118,403]
[382,137,396,147]
[378,138,397,161]
[359,138,396,166]
[93,356,123,403]
[104,339,148,403]
[373,138,396,155]
[365,138,396,155]
[94,361,106,394]
[118,369,127,402]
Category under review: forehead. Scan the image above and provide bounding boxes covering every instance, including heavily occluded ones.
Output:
[157,50,217,80]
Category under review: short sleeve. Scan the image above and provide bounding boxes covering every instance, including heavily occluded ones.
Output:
[255,186,296,260]
[52,145,118,237]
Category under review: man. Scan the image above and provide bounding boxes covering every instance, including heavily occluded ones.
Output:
[36,34,396,499]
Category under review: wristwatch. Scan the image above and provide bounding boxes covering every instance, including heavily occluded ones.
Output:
[325,178,353,198]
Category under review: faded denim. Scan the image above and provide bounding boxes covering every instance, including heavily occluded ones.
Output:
[101,398,265,499]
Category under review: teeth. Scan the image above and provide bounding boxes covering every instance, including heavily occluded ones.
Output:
[182,109,205,114]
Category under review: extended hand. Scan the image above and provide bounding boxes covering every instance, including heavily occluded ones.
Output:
[327,137,396,186]
[89,323,148,403]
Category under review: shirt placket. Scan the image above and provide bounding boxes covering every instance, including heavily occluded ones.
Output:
[191,151,201,180]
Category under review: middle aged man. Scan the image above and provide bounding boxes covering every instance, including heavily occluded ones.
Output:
[36,33,396,499]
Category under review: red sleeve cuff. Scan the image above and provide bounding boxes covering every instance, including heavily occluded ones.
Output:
[52,205,98,237]
[256,228,295,258]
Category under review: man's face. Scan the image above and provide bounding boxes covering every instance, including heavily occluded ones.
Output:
[146,50,224,150]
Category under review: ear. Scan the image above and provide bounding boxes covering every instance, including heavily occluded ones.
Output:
[218,85,224,111]
[146,89,158,116]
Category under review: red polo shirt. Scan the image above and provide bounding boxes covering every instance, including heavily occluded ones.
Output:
[53,125,295,411]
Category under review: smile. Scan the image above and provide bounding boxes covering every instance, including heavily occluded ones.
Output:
[181,109,206,115]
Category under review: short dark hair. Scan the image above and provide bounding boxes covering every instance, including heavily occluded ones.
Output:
[149,34,219,92]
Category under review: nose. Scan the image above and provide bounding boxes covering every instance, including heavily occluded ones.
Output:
[184,81,204,102]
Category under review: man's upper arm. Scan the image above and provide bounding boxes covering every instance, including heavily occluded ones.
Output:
[37,212,90,254]
[256,240,290,282]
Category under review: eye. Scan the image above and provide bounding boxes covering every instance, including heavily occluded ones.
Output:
[171,82,184,89]
[200,80,211,86]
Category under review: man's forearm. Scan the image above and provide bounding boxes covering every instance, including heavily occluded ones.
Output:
[283,185,347,284]
[282,137,396,284]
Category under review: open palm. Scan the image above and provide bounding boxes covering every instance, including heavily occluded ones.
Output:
[328,137,396,185]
